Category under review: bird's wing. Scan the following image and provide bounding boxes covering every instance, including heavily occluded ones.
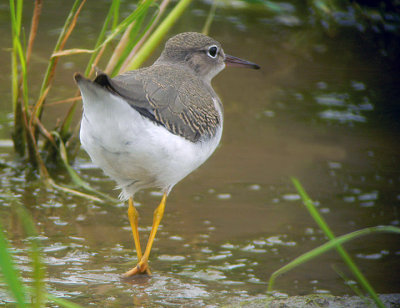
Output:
[94,67,221,143]
[94,72,162,126]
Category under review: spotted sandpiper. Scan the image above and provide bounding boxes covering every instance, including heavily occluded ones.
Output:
[74,32,259,277]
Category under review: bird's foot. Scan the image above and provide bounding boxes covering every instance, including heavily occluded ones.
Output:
[122,258,151,277]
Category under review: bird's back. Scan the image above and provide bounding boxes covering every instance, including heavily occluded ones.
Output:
[101,64,223,143]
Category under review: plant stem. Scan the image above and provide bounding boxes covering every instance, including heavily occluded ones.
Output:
[202,0,218,35]
[268,225,400,295]
[126,0,193,71]
[290,177,385,308]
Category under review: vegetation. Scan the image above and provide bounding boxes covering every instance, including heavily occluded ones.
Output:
[0,199,83,307]
[267,178,400,308]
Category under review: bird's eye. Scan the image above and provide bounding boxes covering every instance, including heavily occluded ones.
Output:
[207,45,218,58]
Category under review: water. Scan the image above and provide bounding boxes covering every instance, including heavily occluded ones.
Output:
[0,0,399,306]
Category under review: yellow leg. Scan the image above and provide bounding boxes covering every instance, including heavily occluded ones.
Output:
[127,198,143,261]
[123,192,167,277]
[125,197,151,276]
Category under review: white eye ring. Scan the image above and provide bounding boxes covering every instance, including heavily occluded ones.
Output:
[207,45,218,58]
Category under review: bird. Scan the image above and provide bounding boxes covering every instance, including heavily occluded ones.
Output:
[74,32,260,277]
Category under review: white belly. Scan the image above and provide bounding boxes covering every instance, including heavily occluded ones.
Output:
[79,85,222,200]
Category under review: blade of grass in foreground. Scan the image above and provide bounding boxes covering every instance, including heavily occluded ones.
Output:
[332,265,369,304]
[289,177,385,308]
[0,221,27,307]
[0,203,84,308]
[53,131,119,203]
[267,225,400,292]
[15,204,45,308]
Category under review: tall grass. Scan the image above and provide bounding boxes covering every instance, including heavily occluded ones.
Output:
[267,177,400,307]
[8,0,192,200]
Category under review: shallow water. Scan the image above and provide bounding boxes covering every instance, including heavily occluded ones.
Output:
[1,0,400,306]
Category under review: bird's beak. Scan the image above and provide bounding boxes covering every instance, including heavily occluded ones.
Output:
[224,54,260,70]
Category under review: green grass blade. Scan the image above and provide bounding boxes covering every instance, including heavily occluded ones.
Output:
[84,0,121,76]
[52,132,119,203]
[14,33,29,110]
[84,0,154,76]
[126,0,193,71]
[9,0,27,156]
[1,205,85,307]
[15,204,45,308]
[0,221,27,308]
[291,177,335,238]
[109,7,150,76]
[268,225,400,292]
[118,0,171,73]
[63,1,152,140]
[36,0,84,118]
[202,0,218,35]
[98,0,154,53]
[9,0,20,110]
[289,177,385,307]
[61,0,121,139]
[111,0,120,30]
[332,265,371,306]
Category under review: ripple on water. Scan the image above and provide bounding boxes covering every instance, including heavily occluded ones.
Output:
[49,270,120,286]
[358,191,379,201]
[248,184,261,191]
[217,193,232,200]
[139,274,210,302]
[169,235,183,241]
[208,252,232,260]
[158,255,186,261]
[319,110,367,123]
[282,193,301,201]
[356,250,389,260]
[212,262,246,271]
[316,93,348,106]
[240,244,267,253]
[179,269,226,281]
[43,242,69,253]
[221,243,237,249]
[263,235,297,247]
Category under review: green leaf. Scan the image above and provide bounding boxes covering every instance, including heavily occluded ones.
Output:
[268,225,400,293]
[269,177,388,308]
[126,0,193,71]
[0,221,27,308]
[14,204,45,308]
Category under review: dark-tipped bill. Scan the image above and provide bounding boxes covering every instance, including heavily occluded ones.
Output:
[225,54,260,70]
